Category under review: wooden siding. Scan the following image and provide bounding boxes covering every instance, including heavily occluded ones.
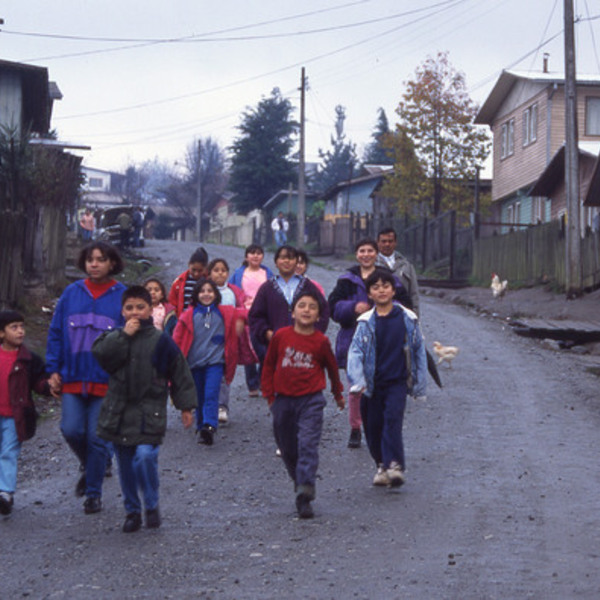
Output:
[0,71,22,133]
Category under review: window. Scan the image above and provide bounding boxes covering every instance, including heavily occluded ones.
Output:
[586,97,600,135]
[501,119,515,158]
[532,196,544,223]
[88,177,103,188]
[523,103,538,146]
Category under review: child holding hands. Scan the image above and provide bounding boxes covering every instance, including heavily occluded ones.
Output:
[261,292,344,519]
[92,286,196,532]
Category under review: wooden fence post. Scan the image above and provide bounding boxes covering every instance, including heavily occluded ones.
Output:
[449,210,456,279]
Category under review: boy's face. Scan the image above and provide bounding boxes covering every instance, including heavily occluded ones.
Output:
[122,297,153,322]
[209,263,228,286]
[275,251,297,277]
[292,296,320,327]
[368,280,395,306]
[1,321,25,349]
[188,262,206,281]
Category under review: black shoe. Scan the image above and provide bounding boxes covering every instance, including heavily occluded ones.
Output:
[122,512,142,533]
[295,493,314,519]
[146,507,161,529]
[83,496,102,514]
[347,428,361,449]
[75,473,86,497]
[0,492,13,515]
[199,425,215,446]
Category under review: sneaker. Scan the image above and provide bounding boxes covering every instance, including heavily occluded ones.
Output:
[373,465,390,486]
[295,493,314,519]
[386,461,406,488]
[275,447,282,457]
[75,473,86,497]
[0,491,13,515]
[347,428,361,449]
[146,507,161,529]
[199,425,215,446]
[218,406,229,424]
[83,496,102,514]
[122,512,142,533]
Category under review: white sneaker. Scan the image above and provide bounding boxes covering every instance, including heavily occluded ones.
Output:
[373,465,390,486]
[386,461,406,487]
[218,407,229,424]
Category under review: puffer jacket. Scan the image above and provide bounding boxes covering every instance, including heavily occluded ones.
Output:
[92,321,196,446]
[347,303,427,399]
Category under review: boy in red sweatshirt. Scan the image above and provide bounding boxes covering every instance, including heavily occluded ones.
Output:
[261,292,344,519]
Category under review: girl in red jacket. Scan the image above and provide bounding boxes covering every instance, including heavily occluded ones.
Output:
[168,247,209,317]
[173,279,243,445]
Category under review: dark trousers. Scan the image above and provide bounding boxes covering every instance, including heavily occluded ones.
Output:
[270,392,326,499]
[360,380,407,470]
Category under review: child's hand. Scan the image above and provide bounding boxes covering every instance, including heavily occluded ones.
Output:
[49,372,62,397]
[355,302,370,315]
[235,319,245,337]
[335,396,346,410]
[181,410,193,429]
[124,318,140,336]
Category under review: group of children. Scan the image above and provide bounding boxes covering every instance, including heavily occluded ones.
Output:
[0,239,427,527]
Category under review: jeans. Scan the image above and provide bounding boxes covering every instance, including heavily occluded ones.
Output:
[244,364,260,392]
[275,230,287,247]
[218,378,230,410]
[114,444,159,514]
[60,393,108,498]
[191,364,224,430]
[360,380,407,470]
[0,417,21,493]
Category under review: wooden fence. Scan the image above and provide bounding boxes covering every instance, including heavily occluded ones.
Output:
[0,211,27,308]
[472,220,600,289]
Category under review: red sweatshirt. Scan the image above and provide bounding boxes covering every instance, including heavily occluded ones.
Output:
[261,326,343,405]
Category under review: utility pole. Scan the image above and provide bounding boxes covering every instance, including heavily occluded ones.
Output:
[564,0,582,297]
[196,139,202,242]
[297,67,306,248]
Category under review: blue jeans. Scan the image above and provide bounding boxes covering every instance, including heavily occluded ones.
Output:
[275,230,287,247]
[191,364,224,430]
[0,417,21,493]
[114,444,159,514]
[244,364,260,392]
[360,380,407,470]
[60,393,108,498]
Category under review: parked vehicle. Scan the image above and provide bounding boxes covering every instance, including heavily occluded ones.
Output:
[96,205,145,247]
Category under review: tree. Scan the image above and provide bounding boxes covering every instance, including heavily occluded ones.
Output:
[389,51,490,218]
[312,105,358,194]
[363,108,394,165]
[229,88,297,213]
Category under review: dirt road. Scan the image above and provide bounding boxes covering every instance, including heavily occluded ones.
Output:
[3,239,599,599]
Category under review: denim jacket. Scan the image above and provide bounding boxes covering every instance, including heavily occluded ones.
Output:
[347,303,427,398]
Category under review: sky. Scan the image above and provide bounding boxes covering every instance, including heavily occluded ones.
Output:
[2,0,600,176]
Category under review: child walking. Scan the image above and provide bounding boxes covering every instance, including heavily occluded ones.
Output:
[261,292,344,519]
[144,278,177,335]
[0,311,56,515]
[168,246,209,317]
[92,286,196,533]
[173,278,243,445]
[347,270,427,487]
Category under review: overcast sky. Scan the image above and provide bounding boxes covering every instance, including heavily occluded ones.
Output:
[3,0,599,174]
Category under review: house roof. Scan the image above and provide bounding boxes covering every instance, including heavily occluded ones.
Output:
[475,70,600,125]
[263,189,318,209]
[321,171,389,200]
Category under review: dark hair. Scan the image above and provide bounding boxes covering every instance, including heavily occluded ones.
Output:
[122,285,152,307]
[189,246,208,266]
[208,258,230,273]
[144,277,167,302]
[77,241,124,275]
[377,228,397,240]
[354,238,378,253]
[191,278,221,307]
[365,268,397,292]
[291,292,321,314]
[0,310,24,331]
[296,249,309,266]
[242,244,264,267]
[274,245,298,261]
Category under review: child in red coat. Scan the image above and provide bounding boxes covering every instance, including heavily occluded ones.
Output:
[261,293,344,519]
[168,247,209,317]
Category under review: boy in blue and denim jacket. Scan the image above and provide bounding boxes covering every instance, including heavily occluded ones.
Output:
[347,269,426,488]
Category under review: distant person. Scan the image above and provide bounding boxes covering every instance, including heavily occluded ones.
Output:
[261,292,344,518]
[131,208,144,248]
[347,269,427,488]
[92,286,196,533]
[79,208,95,242]
[168,247,209,317]
[0,311,57,516]
[375,227,420,316]
[116,211,133,249]
[271,212,289,247]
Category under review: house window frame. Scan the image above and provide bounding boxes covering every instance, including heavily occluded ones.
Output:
[88,177,104,189]
[500,118,515,159]
[523,103,538,146]
[585,96,600,136]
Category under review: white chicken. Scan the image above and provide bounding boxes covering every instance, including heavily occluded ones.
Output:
[432,341,459,368]
[491,273,508,298]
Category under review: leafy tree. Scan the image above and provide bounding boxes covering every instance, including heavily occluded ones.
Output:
[390,51,490,218]
[363,108,394,165]
[229,88,297,213]
[312,105,358,194]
